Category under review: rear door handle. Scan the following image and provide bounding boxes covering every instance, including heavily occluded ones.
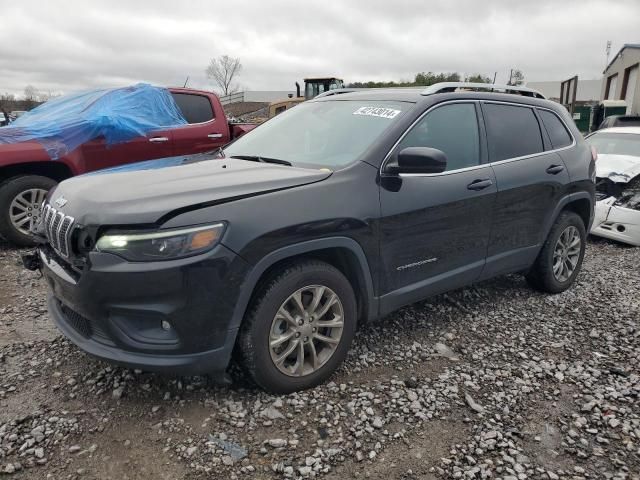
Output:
[546,164,565,175]
[149,136,169,143]
[467,179,493,191]
[208,133,223,139]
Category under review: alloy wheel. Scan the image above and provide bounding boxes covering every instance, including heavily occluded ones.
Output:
[9,188,48,236]
[269,285,344,377]
[552,225,581,282]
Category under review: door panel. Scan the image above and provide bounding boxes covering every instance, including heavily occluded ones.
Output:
[79,130,174,173]
[379,167,496,303]
[480,102,570,278]
[378,101,495,314]
[171,92,230,156]
[487,152,569,257]
[172,121,229,155]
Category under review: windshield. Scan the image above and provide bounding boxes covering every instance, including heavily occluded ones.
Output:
[224,100,410,169]
[586,132,640,157]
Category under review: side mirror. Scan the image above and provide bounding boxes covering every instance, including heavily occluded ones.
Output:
[387,147,447,175]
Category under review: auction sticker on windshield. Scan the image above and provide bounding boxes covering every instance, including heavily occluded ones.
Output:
[353,106,401,119]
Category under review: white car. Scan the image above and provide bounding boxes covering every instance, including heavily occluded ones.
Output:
[587,127,640,246]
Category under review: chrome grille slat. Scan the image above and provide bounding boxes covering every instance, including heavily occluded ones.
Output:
[41,203,75,258]
[58,216,74,257]
[50,213,62,250]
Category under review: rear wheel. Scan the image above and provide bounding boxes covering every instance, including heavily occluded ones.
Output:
[0,175,57,246]
[526,211,586,293]
[238,260,357,393]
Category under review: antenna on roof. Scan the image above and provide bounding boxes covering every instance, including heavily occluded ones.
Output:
[183,76,190,88]
[605,40,612,70]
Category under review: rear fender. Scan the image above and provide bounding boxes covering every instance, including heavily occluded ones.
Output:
[542,192,594,240]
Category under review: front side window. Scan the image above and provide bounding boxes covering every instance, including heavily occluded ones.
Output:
[225,100,410,169]
[171,93,214,124]
[483,103,543,161]
[397,103,480,171]
[539,109,573,149]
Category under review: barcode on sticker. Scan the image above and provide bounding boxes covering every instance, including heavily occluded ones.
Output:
[353,107,401,119]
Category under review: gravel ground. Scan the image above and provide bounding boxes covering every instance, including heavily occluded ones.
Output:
[0,237,638,480]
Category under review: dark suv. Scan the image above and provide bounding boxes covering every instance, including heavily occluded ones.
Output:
[29,83,595,393]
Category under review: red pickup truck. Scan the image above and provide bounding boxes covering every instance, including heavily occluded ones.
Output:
[0,87,255,246]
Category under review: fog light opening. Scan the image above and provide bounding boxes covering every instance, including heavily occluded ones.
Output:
[616,225,626,233]
[161,320,172,331]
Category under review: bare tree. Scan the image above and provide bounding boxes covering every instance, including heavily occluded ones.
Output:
[24,85,38,101]
[508,69,525,86]
[37,90,60,102]
[206,55,242,96]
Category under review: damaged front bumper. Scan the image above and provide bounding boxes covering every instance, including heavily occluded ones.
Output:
[591,173,640,246]
[591,197,640,246]
[36,244,250,379]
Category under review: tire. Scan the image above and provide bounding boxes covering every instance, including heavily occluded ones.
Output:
[526,211,586,293]
[0,175,57,247]
[238,260,357,394]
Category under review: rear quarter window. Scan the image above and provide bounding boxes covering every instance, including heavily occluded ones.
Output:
[539,109,573,149]
[171,93,214,124]
[483,103,544,161]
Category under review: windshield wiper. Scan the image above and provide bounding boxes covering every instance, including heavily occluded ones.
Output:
[230,155,292,166]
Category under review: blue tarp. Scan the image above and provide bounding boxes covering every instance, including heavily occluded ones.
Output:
[0,83,187,159]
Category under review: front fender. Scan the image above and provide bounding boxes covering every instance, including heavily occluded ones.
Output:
[225,236,377,332]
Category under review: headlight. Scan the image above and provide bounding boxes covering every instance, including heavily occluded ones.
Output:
[95,223,225,261]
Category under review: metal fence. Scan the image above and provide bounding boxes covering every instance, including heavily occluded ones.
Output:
[219,92,245,105]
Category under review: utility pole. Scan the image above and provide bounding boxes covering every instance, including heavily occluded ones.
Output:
[508,69,513,86]
[183,76,190,88]
[493,72,497,84]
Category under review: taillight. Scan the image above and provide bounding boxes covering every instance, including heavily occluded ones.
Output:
[590,145,598,162]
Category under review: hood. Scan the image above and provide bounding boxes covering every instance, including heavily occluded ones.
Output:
[596,154,640,183]
[49,156,332,226]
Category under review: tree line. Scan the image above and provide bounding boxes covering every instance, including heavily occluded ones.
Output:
[347,70,524,88]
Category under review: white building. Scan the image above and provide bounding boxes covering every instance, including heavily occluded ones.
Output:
[601,44,640,114]
[526,79,601,103]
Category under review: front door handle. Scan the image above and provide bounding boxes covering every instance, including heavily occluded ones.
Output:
[208,133,223,139]
[149,136,169,143]
[546,164,565,175]
[467,179,493,191]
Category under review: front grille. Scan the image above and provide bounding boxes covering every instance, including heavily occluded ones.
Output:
[41,204,75,258]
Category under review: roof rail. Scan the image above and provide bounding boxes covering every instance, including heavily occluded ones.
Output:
[422,82,545,99]
[314,88,364,99]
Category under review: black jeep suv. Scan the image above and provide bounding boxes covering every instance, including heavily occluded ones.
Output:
[31,83,595,393]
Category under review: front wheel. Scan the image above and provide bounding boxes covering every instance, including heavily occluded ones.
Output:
[0,175,57,247]
[526,211,586,293]
[238,260,357,394]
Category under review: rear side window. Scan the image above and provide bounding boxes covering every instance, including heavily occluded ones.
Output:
[171,93,214,124]
[539,110,573,149]
[483,103,543,161]
[398,103,480,171]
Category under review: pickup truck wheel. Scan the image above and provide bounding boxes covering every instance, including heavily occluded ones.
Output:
[526,211,586,293]
[0,175,57,247]
[238,260,357,394]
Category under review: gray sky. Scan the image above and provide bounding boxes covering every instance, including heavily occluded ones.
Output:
[1,0,638,98]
